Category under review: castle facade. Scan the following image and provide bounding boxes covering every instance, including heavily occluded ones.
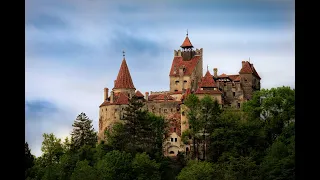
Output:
[98,34,261,156]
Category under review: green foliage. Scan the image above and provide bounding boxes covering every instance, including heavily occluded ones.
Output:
[96,150,133,180]
[41,133,64,167]
[71,112,97,150]
[70,160,99,180]
[25,86,295,180]
[177,160,214,180]
[132,152,161,180]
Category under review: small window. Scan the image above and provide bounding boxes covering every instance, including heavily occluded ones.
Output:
[189,125,192,129]
[159,108,161,113]
[170,151,174,154]
[233,92,235,97]
[174,89,178,92]
[106,108,107,111]
[175,138,177,142]
[102,109,103,112]
[164,109,167,113]
[175,80,179,84]
[238,103,241,109]
[174,128,176,132]
[171,138,173,142]
[184,80,187,83]
[171,108,173,112]
[182,111,185,116]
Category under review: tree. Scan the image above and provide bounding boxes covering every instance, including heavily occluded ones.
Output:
[71,112,97,150]
[70,160,99,180]
[132,152,161,180]
[25,142,35,178]
[177,160,214,180]
[96,150,133,180]
[41,133,64,167]
[260,122,295,180]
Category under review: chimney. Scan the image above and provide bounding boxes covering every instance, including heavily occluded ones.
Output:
[110,91,114,103]
[242,61,246,67]
[104,88,109,101]
[213,68,218,78]
[145,92,149,101]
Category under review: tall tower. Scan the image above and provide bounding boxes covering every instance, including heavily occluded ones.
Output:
[169,31,203,93]
[112,51,136,96]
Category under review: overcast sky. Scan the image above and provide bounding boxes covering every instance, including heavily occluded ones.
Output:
[25,0,295,156]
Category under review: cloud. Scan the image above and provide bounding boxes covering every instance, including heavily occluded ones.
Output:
[25,0,295,156]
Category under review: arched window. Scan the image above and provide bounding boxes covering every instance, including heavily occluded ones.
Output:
[169,151,174,154]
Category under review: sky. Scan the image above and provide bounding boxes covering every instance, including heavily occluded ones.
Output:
[25,0,295,156]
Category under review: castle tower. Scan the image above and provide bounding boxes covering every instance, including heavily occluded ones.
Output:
[239,60,261,100]
[170,31,203,93]
[112,51,136,96]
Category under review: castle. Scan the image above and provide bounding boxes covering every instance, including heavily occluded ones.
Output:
[98,33,261,157]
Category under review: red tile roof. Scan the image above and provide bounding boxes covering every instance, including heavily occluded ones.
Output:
[99,92,130,107]
[234,76,241,81]
[113,59,135,89]
[228,75,239,81]
[169,56,201,77]
[219,73,228,78]
[198,71,217,88]
[239,61,261,79]
[152,94,174,101]
[135,90,144,98]
[180,36,193,48]
[148,94,159,101]
[195,88,223,95]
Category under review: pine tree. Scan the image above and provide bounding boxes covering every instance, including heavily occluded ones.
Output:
[122,95,148,154]
[71,113,97,150]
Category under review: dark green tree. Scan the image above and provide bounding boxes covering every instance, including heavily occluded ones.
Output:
[70,160,99,180]
[25,142,35,179]
[177,160,214,180]
[132,152,161,180]
[71,112,97,150]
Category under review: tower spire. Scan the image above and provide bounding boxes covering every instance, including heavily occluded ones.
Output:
[113,52,135,90]
[180,30,193,49]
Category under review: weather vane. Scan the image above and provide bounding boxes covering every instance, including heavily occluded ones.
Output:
[122,50,125,58]
[207,64,209,71]
[186,29,188,36]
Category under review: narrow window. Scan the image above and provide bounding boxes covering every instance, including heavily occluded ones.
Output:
[182,111,185,116]
[175,138,177,142]
[233,92,235,97]
[171,138,173,142]
[238,103,241,109]
[174,128,176,132]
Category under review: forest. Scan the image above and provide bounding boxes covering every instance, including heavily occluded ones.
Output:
[25,86,295,180]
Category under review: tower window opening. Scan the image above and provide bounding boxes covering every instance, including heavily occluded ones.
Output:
[174,128,176,132]
[184,80,187,83]
[233,92,235,97]
[175,138,177,142]
[175,89,178,92]
[170,151,174,154]
[171,138,173,142]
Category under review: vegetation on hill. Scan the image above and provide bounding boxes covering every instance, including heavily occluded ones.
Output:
[25,86,295,180]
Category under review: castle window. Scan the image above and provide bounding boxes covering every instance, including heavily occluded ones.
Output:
[159,108,161,113]
[238,103,241,109]
[106,108,107,111]
[171,138,173,142]
[175,80,179,84]
[183,68,186,72]
[174,128,176,132]
[171,108,173,112]
[184,80,187,83]
[233,92,235,97]
[182,111,185,116]
[189,125,192,129]
[102,109,103,112]
[175,89,178,92]
[175,138,177,142]
[170,151,174,154]
[164,109,167,113]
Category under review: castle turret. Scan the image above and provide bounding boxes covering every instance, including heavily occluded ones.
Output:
[112,51,136,95]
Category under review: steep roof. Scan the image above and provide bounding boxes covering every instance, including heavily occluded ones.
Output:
[219,73,228,78]
[99,92,130,107]
[169,56,201,77]
[180,36,193,48]
[198,71,217,88]
[135,90,144,98]
[181,88,191,100]
[239,61,261,79]
[113,59,135,89]
[234,76,241,81]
